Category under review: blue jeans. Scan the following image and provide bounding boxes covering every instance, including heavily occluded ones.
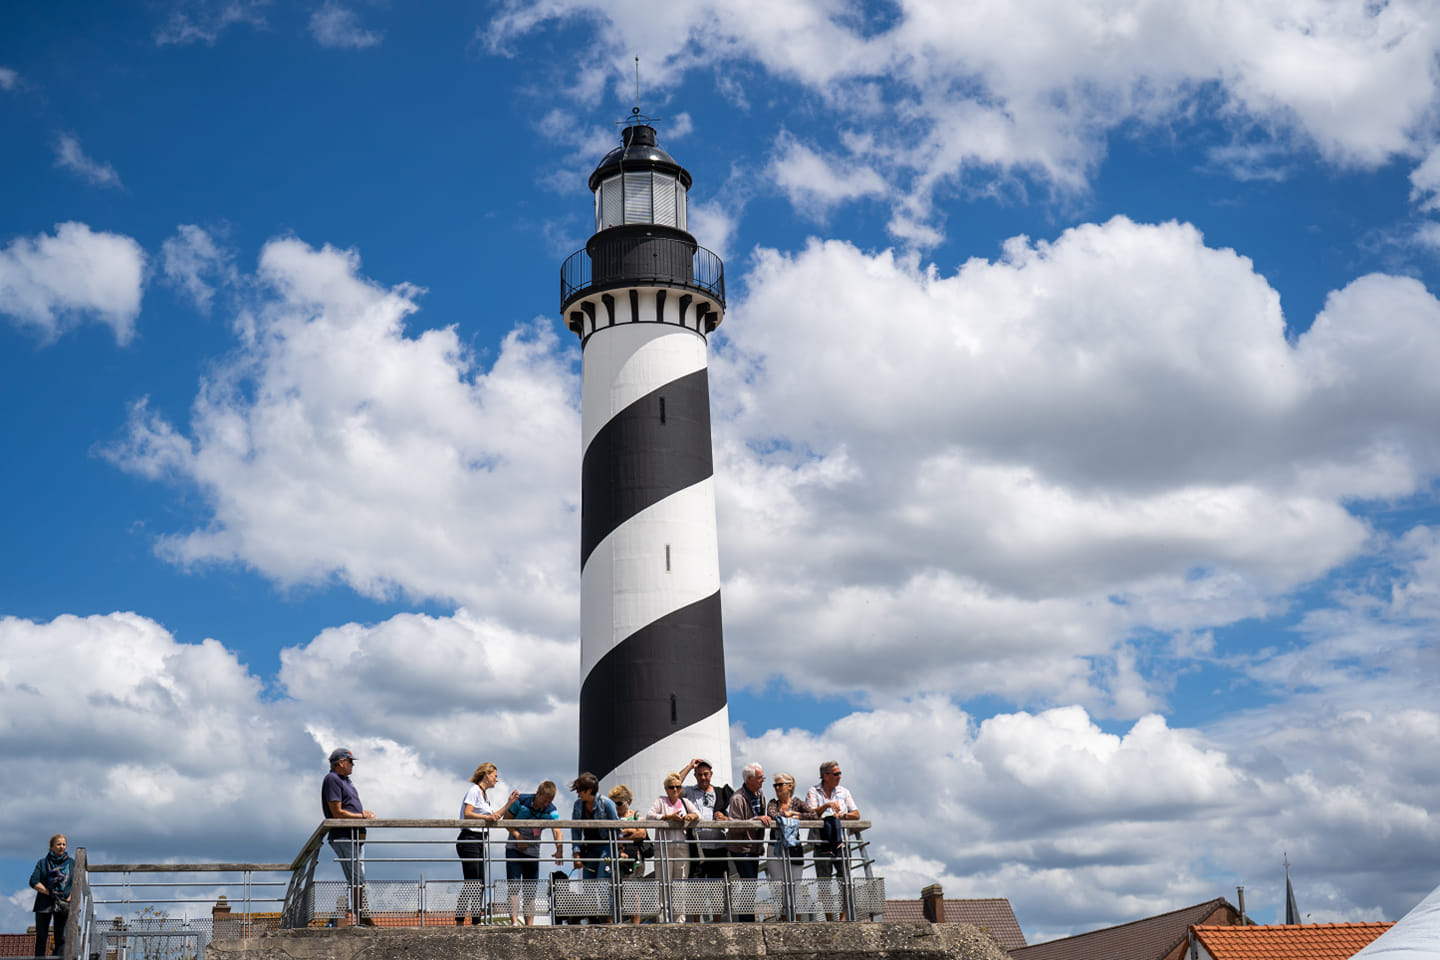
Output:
[329,838,366,887]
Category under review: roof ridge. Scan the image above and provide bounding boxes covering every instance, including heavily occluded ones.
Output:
[1195,921,1395,931]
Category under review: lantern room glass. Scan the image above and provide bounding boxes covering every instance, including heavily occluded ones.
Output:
[595,171,687,231]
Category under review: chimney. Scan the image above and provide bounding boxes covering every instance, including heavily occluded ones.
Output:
[1236,886,1246,925]
[213,895,232,938]
[922,883,946,923]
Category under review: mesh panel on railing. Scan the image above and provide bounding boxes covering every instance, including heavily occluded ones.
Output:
[495,879,553,918]
[616,880,662,918]
[550,878,613,919]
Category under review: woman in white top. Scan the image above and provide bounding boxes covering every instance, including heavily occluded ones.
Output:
[455,762,518,925]
[645,770,701,924]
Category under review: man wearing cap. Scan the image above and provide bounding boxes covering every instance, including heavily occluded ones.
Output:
[322,748,376,925]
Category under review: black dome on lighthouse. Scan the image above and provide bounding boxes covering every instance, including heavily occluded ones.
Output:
[589,125,692,191]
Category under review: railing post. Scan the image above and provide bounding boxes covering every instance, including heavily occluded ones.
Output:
[610,854,622,924]
[861,831,879,920]
[483,836,492,924]
[842,827,857,922]
[657,841,671,923]
[63,846,87,960]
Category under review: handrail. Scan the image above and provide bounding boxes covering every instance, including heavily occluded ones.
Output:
[290,822,330,871]
[88,863,292,873]
[317,818,872,830]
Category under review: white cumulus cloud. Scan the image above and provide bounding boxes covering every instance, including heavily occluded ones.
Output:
[106,236,581,633]
[491,0,1440,241]
[769,131,889,218]
[161,224,234,312]
[0,222,146,344]
[708,216,1440,704]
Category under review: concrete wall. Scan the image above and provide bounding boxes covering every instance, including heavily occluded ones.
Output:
[209,921,1013,960]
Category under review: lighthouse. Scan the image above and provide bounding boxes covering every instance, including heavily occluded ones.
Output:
[561,120,732,806]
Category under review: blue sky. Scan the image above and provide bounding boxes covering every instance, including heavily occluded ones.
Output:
[4,0,1440,943]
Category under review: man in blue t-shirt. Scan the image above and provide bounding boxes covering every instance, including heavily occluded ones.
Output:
[501,780,562,925]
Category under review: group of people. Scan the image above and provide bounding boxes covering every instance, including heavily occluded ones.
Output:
[321,749,860,925]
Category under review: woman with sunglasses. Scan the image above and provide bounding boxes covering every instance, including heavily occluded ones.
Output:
[766,774,818,921]
[646,772,700,919]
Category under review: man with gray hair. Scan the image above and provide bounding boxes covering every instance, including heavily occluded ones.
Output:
[806,760,858,920]
[724,763,774,922]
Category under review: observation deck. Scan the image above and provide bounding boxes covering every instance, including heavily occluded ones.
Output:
[561,226,725,313]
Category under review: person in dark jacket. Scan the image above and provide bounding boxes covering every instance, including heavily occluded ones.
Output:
[724,763,774,922]
[30,833,73,958]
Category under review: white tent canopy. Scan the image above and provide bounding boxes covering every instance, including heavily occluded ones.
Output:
[1352,884,1440,960]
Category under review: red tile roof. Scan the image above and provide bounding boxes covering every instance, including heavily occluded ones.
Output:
[1010,898,1241,960]
[883,898,1028,950]
[1192,922,1394,960]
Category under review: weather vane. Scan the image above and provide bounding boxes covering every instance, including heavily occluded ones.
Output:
[620,56,662,127]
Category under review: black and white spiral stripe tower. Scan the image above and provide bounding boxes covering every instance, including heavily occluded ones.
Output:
[560,122,731,805]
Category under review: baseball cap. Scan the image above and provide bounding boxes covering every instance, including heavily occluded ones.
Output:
[328,748,355,764]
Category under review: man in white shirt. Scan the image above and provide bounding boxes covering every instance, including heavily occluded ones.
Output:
[806,760,859,920]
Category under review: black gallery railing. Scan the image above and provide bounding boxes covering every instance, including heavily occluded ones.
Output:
[561,237,726,307]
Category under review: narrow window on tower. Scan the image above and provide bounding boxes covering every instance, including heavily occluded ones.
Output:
[670,693,678,724]
[659,396,666,424]
[665,544,671,571]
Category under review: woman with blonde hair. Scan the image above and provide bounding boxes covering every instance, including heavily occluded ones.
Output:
[766,773,817,922]
[29,833,72,957]
[455,762,518,924]
[646,772,699,921]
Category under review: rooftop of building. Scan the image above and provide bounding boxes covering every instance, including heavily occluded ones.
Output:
[1191,921,1394,960]
[883,897,1027,951]
[1009,898,1241,960]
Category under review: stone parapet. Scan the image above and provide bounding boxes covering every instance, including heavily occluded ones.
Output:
[209,921,1012,960]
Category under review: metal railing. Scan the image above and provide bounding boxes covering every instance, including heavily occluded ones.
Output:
[73,819,881,949]
[291,818,879,927]
[561,237,725,308]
